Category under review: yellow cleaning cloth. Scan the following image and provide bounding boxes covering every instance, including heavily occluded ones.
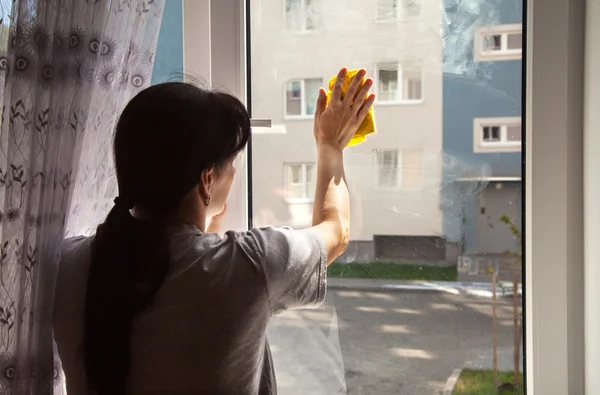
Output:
[326,69,376,147]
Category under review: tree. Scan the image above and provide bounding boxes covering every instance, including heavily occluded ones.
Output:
[499,214,522,389]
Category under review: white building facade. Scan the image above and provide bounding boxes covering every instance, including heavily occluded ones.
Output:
[250,0,444,261]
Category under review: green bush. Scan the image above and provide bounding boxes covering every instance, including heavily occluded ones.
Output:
[327,262,457,281]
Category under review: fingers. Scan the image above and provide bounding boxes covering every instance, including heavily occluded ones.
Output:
[315,88,327,116]
[330,68,347,102]
[356,94,376,121]
[343,69,367,106]
[351,78,373,111]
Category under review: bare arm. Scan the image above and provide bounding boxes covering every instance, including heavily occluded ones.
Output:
[311,144,350,264]
[309,68,376,265]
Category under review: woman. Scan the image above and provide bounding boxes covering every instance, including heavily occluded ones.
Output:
[53,67,375,395]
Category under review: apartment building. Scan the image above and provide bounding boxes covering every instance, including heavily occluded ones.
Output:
[250,0,445,261]
[442,0,523,258]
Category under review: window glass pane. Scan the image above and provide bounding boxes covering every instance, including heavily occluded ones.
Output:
[249,0,524,391]
[286,0,301,30]
[305,78,322,115]
[378,66,398,101]
[507,32,522,49]
[286,164,304,198]
[403,67,422,100]
[483,126,501,141]
[378,0,398,20]
[286,80,302,116]
[507,125,522,141]
[378,150,399,187]
[483,33,502,51]
[403,0,421,16]
[402,149,422,187]
[305,0,320,30]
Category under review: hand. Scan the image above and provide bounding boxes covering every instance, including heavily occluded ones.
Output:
[313,68,376,150]
[207,203,226,233]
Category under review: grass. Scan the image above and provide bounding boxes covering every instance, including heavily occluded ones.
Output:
[453,369,524,395]
[326,262,457,281]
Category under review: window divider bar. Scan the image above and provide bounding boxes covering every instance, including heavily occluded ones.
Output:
[526,0,585,391]
[584,0,600,390]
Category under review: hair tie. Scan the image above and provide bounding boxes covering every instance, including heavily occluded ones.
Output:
[114,196,135,210]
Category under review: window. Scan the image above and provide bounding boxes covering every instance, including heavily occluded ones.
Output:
[403,0,422,17]
[474,117,522,152]
[284,163,316,202]
[483,126,500,142]
[286,0,320,32]
[167,0,600,391]
[285,78,322,117]
[375,150,400,188]
[374,149,422,188]
[250,0,530,391]
[377,0,398,20]
[376,64,423,103]
[474,24,523,61]
[180,0,593,391]
[377,0,421,21]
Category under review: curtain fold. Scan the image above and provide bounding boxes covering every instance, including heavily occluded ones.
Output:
[0,0,165,392]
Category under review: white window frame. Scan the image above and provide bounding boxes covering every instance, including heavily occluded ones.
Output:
[184,0,589,393]
[284,0,319,33]
[284,163,315,203]
[373,62,424,105]
[375,0,422,23]
[473,116,522,153]
[374,149,401,189]
[474,24,523,62]
[283,78,322,120]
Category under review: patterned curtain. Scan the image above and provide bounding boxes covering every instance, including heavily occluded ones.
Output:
[0,0,164,393]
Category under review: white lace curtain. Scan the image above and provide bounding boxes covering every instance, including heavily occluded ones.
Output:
[0,0,164,392]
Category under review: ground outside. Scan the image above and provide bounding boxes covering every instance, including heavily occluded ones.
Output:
[266,263,524,395]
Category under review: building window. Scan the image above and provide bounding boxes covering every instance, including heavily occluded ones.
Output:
[375,150,400,188]
[285,78,323,117]
[285,163,316,201]
[473,117,522,153]
[377,0,398,20]
[375,64,423,103]
[483,126,501,142]
[286,0,320,32]
[377,0,421,21]
[403,0,422,17]
[474,24,523,61]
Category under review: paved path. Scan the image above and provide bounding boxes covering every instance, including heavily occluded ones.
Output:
[328,278,522,298]
[268,288,523,395]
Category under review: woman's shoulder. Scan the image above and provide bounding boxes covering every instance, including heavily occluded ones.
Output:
[62,235,92,251]
[58,236,94,280]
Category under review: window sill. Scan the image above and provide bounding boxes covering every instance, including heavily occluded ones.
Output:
[474,51,522,62]
[474,143,522,153]
[375,99,424,106]
[375,186,424,192]
[252,124,287,135]
[285,29,319,35]
[375,18,398,24]
[285,198,314,204]
[375,16,423,24]
[284,115,314,121]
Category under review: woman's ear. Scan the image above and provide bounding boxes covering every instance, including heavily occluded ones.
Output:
[199,167,214,201]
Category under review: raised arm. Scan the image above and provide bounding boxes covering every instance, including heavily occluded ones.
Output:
[310,68,375,265]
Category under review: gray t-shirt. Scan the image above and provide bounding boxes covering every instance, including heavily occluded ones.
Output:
[53,224,327,395]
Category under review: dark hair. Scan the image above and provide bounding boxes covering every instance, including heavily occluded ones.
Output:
[83,82,250,395]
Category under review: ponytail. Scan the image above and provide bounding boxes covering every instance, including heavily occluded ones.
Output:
[83,198,170,395]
